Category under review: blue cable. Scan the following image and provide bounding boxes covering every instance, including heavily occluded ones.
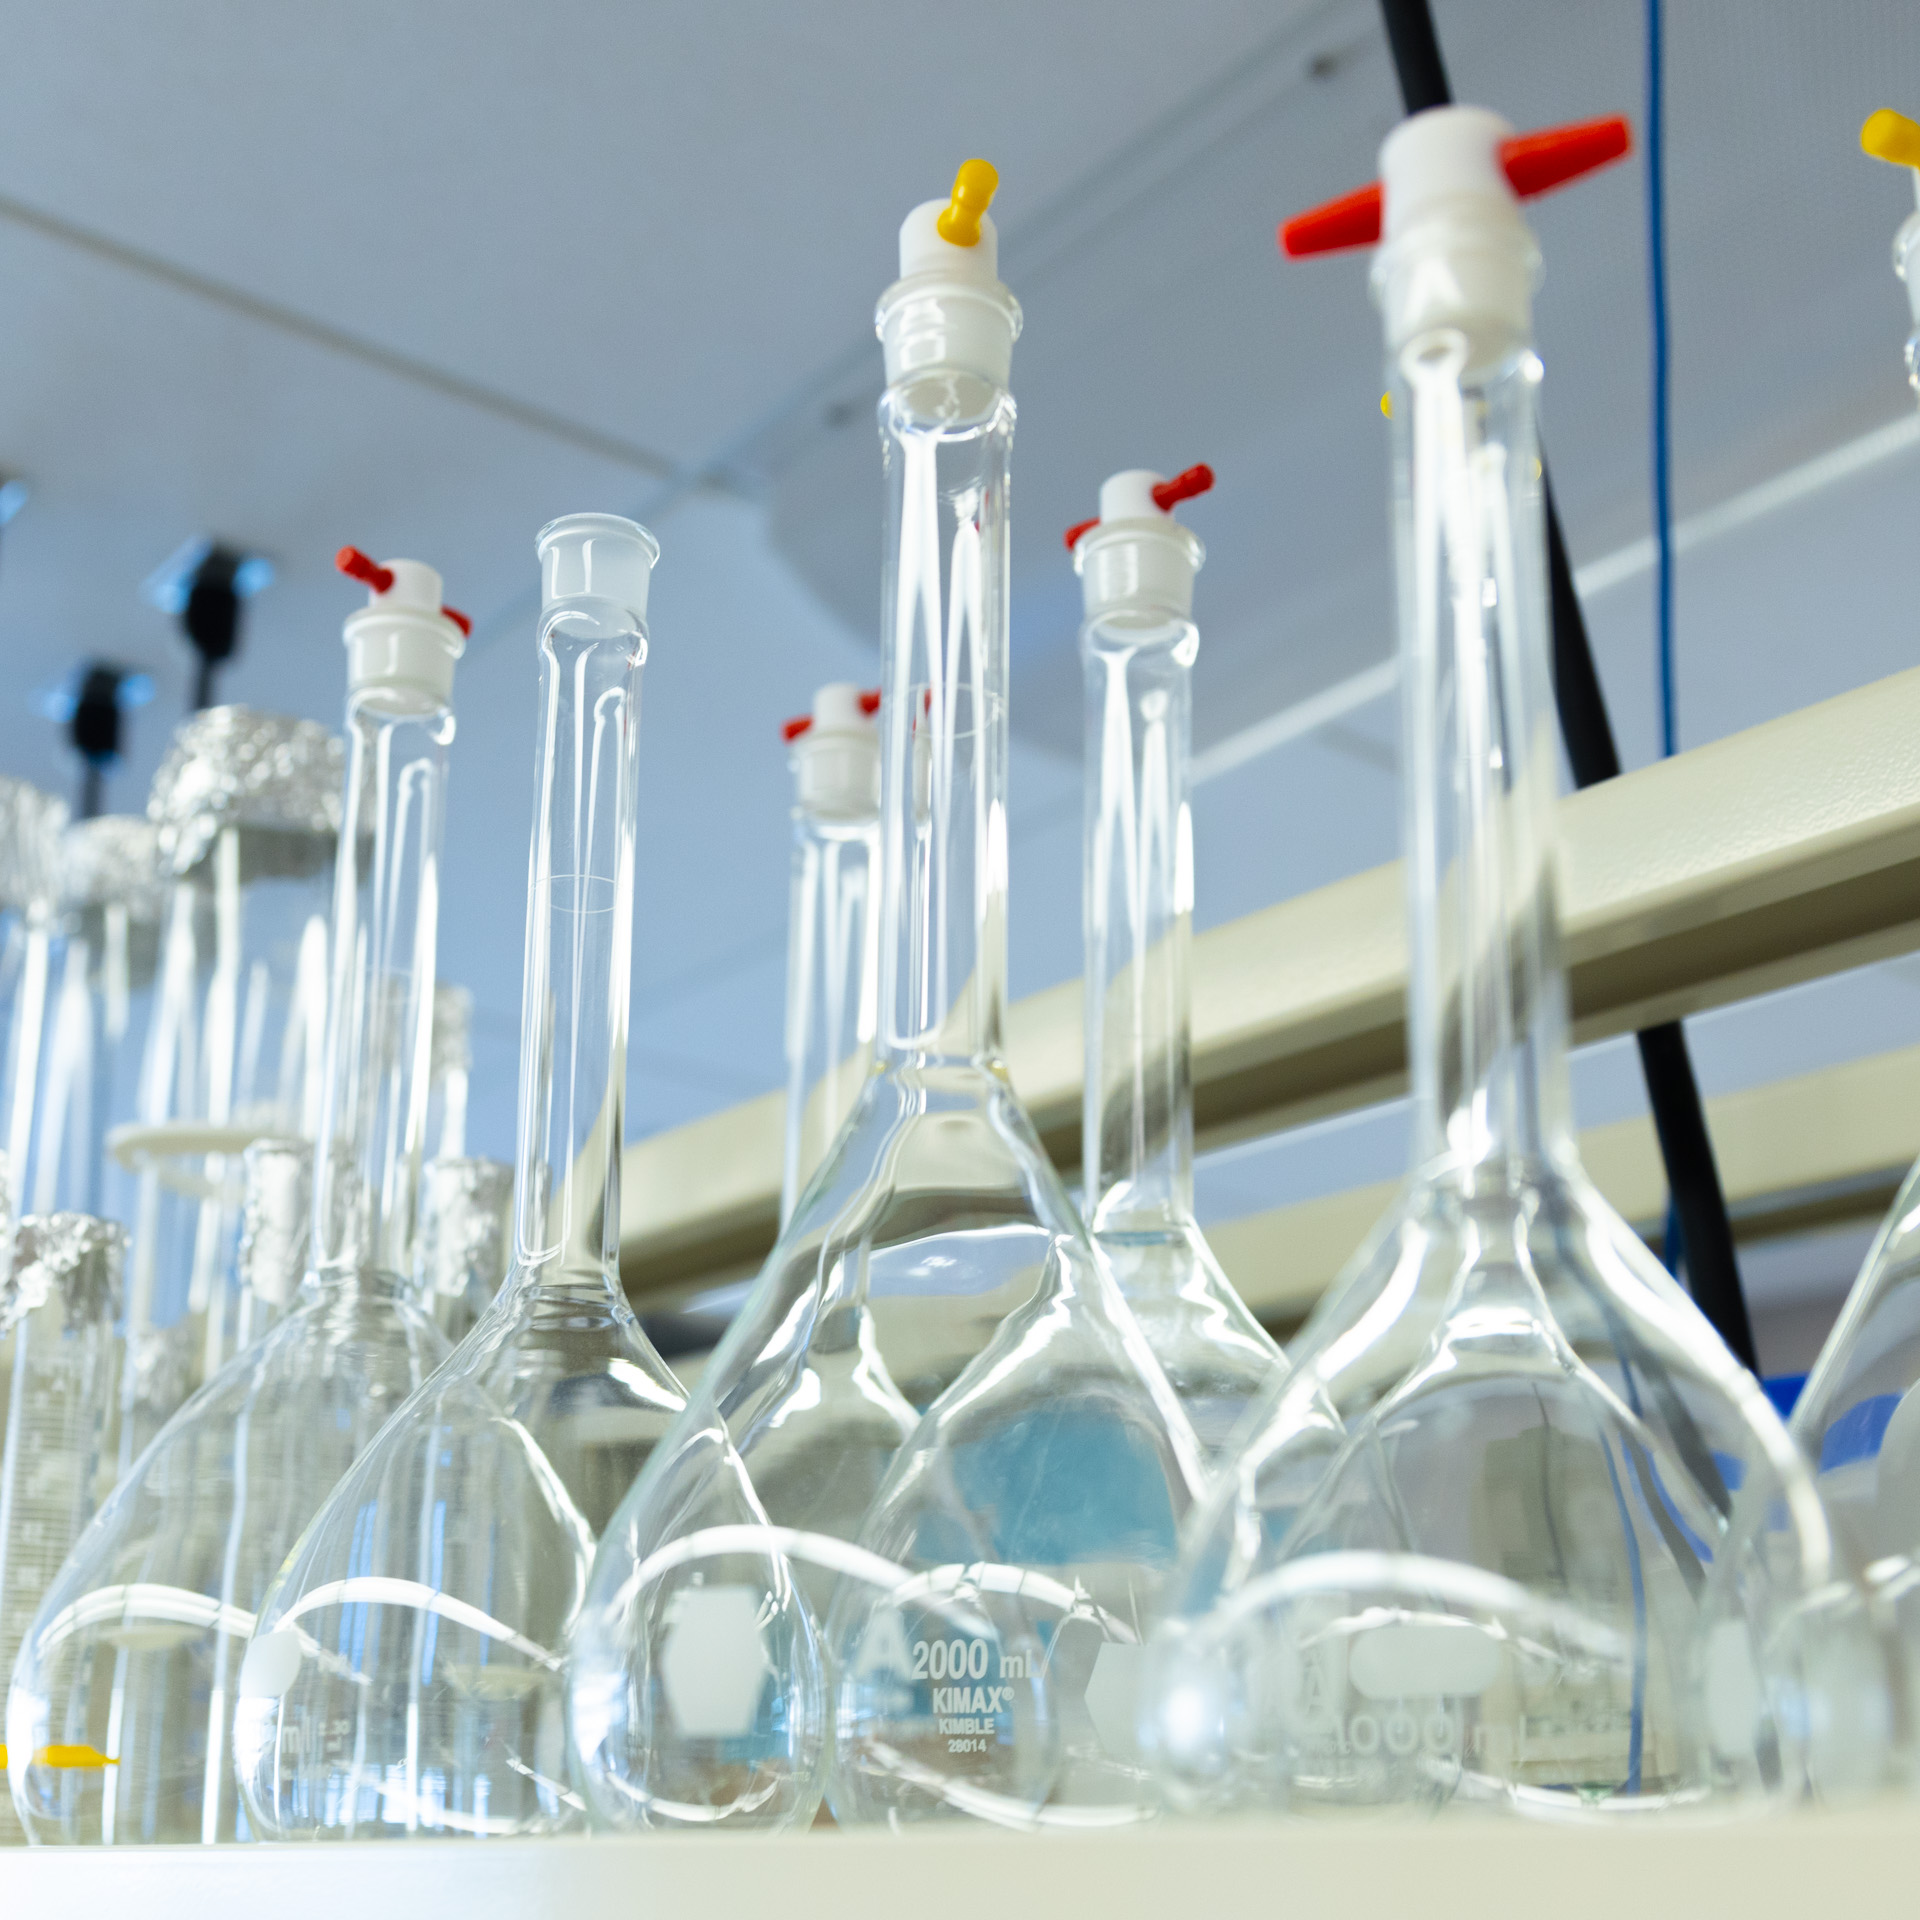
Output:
[1647,0,1676,761]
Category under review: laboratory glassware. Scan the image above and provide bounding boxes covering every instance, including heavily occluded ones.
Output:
[236,514,695,1842]
[115,705,339,1436]
[1787,104,1920,1667]
[1145,107,1891,1819]
[419,1155,513,1345]
[0,781,72,1245]
[6,551,466,1844]
[571,160,1205,1836]
[1071,465,1286,1463]
[428,982,473,1162]
[27,818,167,1226]
[780,683,881,1227]
[0,1214,126,1842]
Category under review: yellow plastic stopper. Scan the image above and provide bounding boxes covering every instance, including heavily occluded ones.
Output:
[37,1743,118,1769]
[1862,109,1920,171]
[936,159,999,247]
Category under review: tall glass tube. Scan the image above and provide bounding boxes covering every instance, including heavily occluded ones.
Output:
[7,559,463,1845]
[780,686,880,1227]
[1076,479,1284,1461]
[0,1214,125,1843]
[572,164,1204,1837]
[237,515,702,1842]
[1147,106,1890,1817]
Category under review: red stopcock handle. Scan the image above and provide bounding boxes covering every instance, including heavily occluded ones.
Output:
[784,687,881,742]
[336,545,471,636]
[1279,114,1630,258]
[1065,463,1214,550]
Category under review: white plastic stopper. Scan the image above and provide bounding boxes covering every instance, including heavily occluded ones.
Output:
[342,557,466,707]
[1074,470,1205,623]
[791,682,879,824]
[537,512,659,624]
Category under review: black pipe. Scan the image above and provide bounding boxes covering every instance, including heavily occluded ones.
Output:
[180,545,245,712]
[70,661,128,821]
[1375,0,1757,1371]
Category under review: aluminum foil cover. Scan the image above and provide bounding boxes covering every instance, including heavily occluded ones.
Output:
[431,982,474,1083]
[420,1156,515,1302]
[0,1212,128,1335]
[238,1136,315,1308]
[148,705,343,877]
[61,815,168,920]
[0,777,72,913]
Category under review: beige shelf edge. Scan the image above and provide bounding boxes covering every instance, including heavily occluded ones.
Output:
[622,664,1920,1297]
[1211,1041,1920,1327]
[12,1800,1919,1920]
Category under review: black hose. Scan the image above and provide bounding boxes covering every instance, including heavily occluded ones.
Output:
[1375,0,1757,1371]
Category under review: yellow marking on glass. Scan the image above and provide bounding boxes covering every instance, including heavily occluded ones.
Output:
[1381,392,1392,419]
[37,1743,118,1769]
[936,160,999,246]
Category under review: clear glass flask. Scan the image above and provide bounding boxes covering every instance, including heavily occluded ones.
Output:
[1789,108,1920,1670]
[1145,107,1891,1818]
[236,515,696,1842]
[113,708,339,1449]
[571,162,1206,1836]
[1072,467,1286,1463]
[5,555,465,1844]
[0,1214,126,1842]
[780,684,880,1227]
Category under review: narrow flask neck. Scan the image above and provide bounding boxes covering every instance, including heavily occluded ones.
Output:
[1082,614,1198,1232]
[781,806,879,1225]
[309,690,453,1288]
[875,378,1014,1069]
[1395,331,1573,1185]
[510,609,645,1299]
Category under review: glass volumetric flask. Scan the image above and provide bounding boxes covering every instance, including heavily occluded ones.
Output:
[6,553,466,1845]
[573,162,1205,1837]
[419,1156,514,1345]
[1071,466,1286,1463]
[1793,114,1920,1660]
[115,707,340,1428]
[237,516,698,1843]
[1147,108,1890,1819]
[780,683,880,1227]
[0,1214,125,1842]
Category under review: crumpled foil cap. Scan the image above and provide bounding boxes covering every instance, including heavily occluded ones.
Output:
[1,1211,127,1335]
[148,705,343,878]
[0,776,73,913]
[238,1136,314,1308]
[61,815,168,920]
[431,982,473,1084]
[419,1156,515,1303]
[124,1321,197,1416]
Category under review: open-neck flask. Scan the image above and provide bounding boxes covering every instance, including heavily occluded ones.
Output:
[1145,108,1891,1818]
[5,551,465,1844]
[1788,107,1920,1671]
[570,160,1206,1837]
[1071,466,1285,1463]
[235,515,697,1842]
[780,683,880,1227]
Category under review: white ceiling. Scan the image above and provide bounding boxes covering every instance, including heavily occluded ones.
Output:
[0,0,1915,1188]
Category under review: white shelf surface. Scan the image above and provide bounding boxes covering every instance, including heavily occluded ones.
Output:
[7,1803,1915,1918]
